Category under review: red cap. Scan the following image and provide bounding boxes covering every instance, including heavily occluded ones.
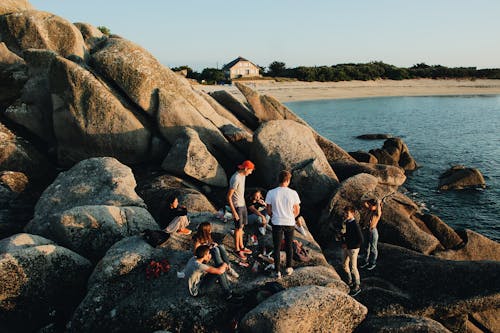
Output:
[238,160,255,170]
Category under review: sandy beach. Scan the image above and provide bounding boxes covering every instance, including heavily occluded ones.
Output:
[195,78,500,102]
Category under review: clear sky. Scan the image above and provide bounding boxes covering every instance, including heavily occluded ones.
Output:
[28,0,500,71]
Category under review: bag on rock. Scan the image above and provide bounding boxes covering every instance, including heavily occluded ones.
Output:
[143,229,170,247]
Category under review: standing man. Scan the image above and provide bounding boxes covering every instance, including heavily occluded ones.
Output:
[265,170,301,278]
[341,206,363,296]
[227,160,255,260]
[360,198,382,270]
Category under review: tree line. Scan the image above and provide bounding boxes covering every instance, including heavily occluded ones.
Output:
[172,61,500,84]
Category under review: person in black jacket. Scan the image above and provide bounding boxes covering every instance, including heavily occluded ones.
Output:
[341,206,363,296]
[158,194,191,235]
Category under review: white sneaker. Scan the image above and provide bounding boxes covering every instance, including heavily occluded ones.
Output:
[258,226,266,236]
[176,271,185,279]
[273,271,282,279]
[227,266,239,278]
[295,225,307,236]
[286,267,294,276]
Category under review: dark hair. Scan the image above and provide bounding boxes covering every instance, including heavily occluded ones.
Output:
[195,244,210,259]
[343,206,355,213]
[193,222,213,245]
[278,170,292,184]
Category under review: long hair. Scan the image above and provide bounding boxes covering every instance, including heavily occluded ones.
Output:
[193,222,212,244]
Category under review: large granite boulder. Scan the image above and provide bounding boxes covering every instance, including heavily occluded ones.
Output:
[4,49,57,144]
[356,243,500,332]
[0,42,28,108]
[331,161,406,187]
[0,235,92,332]
[0,0,33,15]
[161,128,228,187]
[349,150,378,164]
[0,171,29,236]
[51,205,158,262]
[356,134,393,140]
[25,157,146,237]
[0,10,87,60]
[370,138,418,171]
[49,55,153,165]
[0,233,54,252]
[240,285,367,333]
[359,315,452,333]
[413,212,464,250]
[251,120,338,206]
[73,22,106,52]
[434,229,500,261]
[209,89,259,130]
[438,165,486,191]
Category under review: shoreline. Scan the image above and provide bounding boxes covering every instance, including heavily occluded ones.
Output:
[195,78,500,102]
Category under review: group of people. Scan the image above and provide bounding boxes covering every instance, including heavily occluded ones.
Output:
[157,159,382,299]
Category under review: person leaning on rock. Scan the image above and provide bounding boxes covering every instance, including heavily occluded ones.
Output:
[265,170,301,279]
[360,197,382,270]
[341,206,363,296]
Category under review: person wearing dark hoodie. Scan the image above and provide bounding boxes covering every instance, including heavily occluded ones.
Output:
[341,205,364,296]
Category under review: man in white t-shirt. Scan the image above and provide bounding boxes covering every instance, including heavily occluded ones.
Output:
[265,170,301,278]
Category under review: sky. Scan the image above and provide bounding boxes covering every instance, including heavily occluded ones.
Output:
[28,0,500,72]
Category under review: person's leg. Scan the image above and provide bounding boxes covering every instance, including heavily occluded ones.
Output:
[200,267,231,295]
[284,226,294,269]
[234,227,243,251]
[360,229,370,267]
[217,245,230,264]
[369,228,379,265]
[342,247,351,285]
[272,225,283,273]
[350,248,360,287]
[210,246,223,266]
[165,216,182,233]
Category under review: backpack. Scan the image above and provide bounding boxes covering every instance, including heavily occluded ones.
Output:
[292,239,312,262]
[142,229,170,247]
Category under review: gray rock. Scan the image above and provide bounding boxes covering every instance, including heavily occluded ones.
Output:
[51,205,158,261]
[349,150,378,163]
[414,212,464,250]
[25,157,146,237]
[161,128,228,187]
[49,55,152,165]
[240,285,367,333]
[73,22,106,52]
[433,229,500,261]
[0,10,87,60]
[370,138,418,171]
[0,233,54,253]
[356,133,393,140]
[438,165,486,191]
[470,309,499,333]
[360,314,452,333]
[331,161,406,187]
[0,242,92,332]
[251,120,338,206]
[0,42,28,108]
[209,89,260,130]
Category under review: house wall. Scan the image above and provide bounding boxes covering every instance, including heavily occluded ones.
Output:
[229,61,260,78]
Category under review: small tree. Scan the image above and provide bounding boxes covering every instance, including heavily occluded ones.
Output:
[200,68,226,84]
[97,26,111,35]
[268,61,287,77]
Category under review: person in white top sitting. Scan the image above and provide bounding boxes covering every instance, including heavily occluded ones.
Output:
[265,170,301,279]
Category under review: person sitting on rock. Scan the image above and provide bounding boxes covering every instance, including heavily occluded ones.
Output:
[341,205,364,296]
[158,193,191,235]
[183,244,243,301]
[360,197,382,270]
[247,189,270,236]
[193,222,239,278]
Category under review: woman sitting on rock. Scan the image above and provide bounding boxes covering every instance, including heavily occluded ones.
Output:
[158,194,191,235]
[247,189,270,235]
[193,222,239,278]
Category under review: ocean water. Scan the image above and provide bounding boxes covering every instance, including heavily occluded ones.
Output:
[286,95,500,242]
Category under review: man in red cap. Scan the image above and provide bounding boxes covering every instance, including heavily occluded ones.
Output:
[227,160,255,260]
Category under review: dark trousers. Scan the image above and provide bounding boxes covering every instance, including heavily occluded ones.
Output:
[272,225,294,272]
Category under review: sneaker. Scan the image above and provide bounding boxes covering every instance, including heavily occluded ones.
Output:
[258,226,266,236]
[227,266,239,278]
[236,251,247,260]
[360,262,370,269]
[176,271,185,279]
[367,264,376,271]
[177,228,192,235]
[349,286,361,296]
[241,248,252,254]
[285,267,294,276]
[272,271,282,279]
[295,225,307,236]
[226,291,244,301]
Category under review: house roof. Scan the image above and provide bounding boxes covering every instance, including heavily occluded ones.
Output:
[222,56,259,70]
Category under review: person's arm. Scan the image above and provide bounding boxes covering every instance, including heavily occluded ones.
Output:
[370,202,382,229]
[227,188,239,221]
[249,204,266,218]
[293,204,300,218]
[204,262,228,275]
[266,204,273,217]
[356,222,364,247]
[193,240,201,254]
[175,206,188,216]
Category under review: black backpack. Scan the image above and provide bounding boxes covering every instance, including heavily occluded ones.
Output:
[142,229,170,247]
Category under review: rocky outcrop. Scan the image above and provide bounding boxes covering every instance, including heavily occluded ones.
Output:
[434,229,500,261]
[349,150,378,163]
[240,285,367,333]
[209,89,259,130]
[0,10,87,60]
[0,0,34,16]
[370,138,418,171]
[73,22,105,51]
[356,133,393,140]
[359,315,452,333]
[49,55,154,165]
[0,42,28,108]
[161,128,228,187]
[0,235,92,332]
[438,165,486,191]
[251,120,338,206]
[331,161,406,187]
[25,157,147,238]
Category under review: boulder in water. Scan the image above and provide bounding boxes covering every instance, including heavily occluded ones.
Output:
[438,165,486,191]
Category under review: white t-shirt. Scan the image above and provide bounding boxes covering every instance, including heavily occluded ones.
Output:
[183,256,210,296]
[229,171,246,207]
[265,186,301,226]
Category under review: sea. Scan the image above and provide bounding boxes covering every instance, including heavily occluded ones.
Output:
[286,95,500,242]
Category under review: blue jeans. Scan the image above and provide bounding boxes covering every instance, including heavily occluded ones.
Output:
[364,228,379,265]
[210,245,230,266]
[199,263,231,294]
